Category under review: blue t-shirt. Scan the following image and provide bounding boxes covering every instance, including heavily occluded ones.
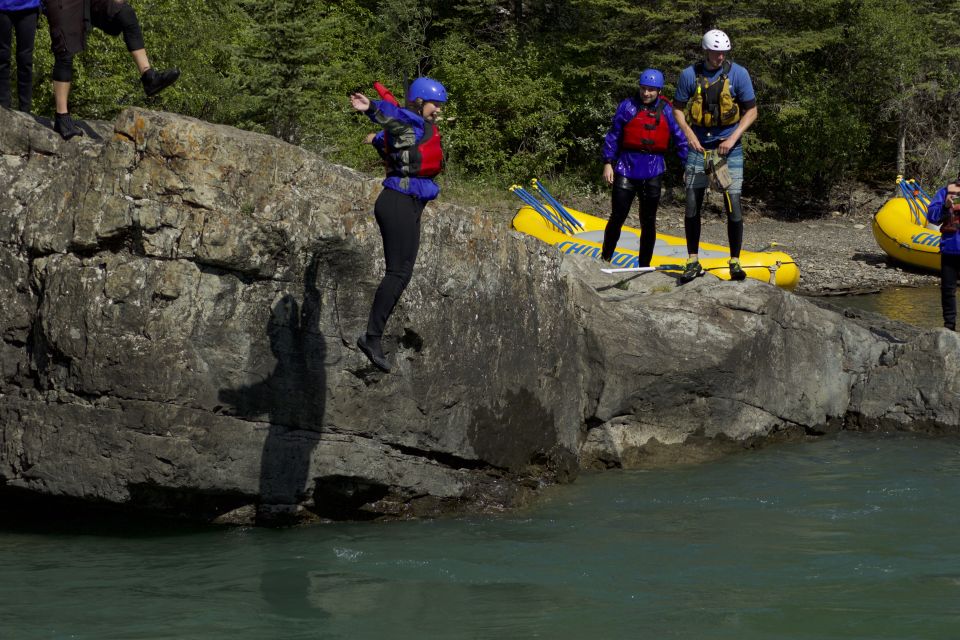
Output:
[674,61,755,147]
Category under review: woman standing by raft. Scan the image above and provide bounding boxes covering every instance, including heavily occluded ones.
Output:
[601,68,688,266]
[349,77,448,372]
[924,179,960,331]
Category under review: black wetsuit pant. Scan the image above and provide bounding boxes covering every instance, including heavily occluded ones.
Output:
[941,253,959,330]
[365,188,424,342]
[685,189,744,258]
[602,175,661,266]
[0,7,38,111]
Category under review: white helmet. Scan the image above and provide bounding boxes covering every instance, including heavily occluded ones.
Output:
[702,29,731,52]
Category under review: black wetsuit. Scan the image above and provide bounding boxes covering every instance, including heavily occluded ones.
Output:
[602,174,661,266]
[0,5,37,111]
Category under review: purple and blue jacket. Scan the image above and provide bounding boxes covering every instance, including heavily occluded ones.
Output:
[602,96,688,181]
[366,99,440,202]
[924,186,960,255]
[0,0,41,10]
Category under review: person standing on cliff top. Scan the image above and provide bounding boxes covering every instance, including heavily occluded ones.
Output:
[672,29,757,284]
[601,68,688,268]
[349,77,447,373]
[0,0,40,113]
[923,179,960,331]
[43,0,180,140]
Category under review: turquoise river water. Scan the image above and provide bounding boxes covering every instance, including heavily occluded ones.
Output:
[2,286,957,639]
[2,433,960,639]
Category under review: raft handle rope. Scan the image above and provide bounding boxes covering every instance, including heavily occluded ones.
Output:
[510,185,573,234]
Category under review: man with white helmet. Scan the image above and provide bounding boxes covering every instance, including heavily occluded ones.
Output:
[673,29,757,283]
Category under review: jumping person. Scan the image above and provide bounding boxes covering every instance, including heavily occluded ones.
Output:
[0,0,39,112]
[672,29,757,283]
[923,180,960,331]
[349,77,447,372]
[601,68,687,267]
[43,0,180,139]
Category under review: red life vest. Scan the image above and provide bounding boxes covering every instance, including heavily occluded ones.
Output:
[386,123,444,178]
[621,97,670,154]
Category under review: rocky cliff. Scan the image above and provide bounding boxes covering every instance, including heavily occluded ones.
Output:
[1,108,957,525]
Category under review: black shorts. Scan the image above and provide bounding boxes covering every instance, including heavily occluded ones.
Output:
[45,0,127,56]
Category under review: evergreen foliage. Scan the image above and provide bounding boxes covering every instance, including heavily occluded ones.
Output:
[16,0,960,210]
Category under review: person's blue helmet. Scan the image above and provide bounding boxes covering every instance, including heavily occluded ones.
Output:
[407,77,448,103]
[638,69,664,90]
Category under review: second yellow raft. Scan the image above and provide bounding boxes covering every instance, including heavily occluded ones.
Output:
[872,197,941,272]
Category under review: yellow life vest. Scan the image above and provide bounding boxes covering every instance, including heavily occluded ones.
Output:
[686,60,740,127]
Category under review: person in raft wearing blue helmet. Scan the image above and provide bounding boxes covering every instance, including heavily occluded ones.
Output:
[673,29,758,284]
[601,68,688,267]
[923,179,960,331]
[0,0,40,112]
[349,77,447,372]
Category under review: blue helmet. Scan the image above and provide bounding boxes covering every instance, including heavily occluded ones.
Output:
[638,69,664,90]
[407,77,448,103]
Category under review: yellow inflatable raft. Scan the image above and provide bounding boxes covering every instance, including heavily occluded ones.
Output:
[511,205,800,290]
[872,197,941,272]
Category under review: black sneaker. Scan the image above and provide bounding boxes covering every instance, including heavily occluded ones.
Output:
[678,259,702,284]
[53,113,83,140]
[142,68,181,97]
[357,334,391,372]
[728,257,747,281]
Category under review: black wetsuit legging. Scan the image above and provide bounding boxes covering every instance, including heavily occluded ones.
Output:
[0,7,38,111]
[942,253,959,330]
[685,188,744,258]
[365,188,424,342]
[602,175,661,266]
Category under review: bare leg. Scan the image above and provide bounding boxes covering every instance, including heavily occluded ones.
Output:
[131,49,150,74]
[53,80,70,114]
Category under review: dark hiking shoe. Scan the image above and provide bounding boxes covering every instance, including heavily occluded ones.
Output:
[357,334,391,372]
[54,113,83,140]
[142,68,181,97]
[728,257,747,281]
[678,258,702,284]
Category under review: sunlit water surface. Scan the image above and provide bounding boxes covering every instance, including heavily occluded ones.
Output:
[817,284,945,329]
[2,433,960,639]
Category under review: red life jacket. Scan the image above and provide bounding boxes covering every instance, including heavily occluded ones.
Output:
[386,123,443,178]
[621,97,670,154]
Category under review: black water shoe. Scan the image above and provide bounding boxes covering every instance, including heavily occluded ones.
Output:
[728,257,747,281]
[678,258,702,284]
[54,113,83,140]
[357,334,391,372]
[142,68,181,97]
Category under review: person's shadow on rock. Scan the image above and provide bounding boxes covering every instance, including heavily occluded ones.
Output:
[218,254,326,525]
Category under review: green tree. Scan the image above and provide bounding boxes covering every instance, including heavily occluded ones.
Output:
[432,34,568,181]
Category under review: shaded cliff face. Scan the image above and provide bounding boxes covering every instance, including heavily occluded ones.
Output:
[1,108,957,525]
[0,108,581,524]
